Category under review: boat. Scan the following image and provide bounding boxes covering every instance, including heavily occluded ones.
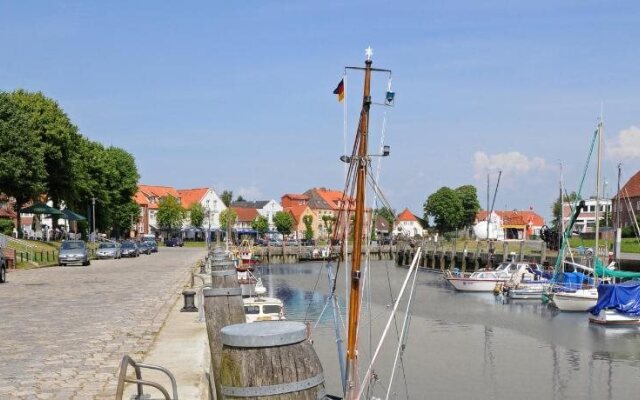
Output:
[242,280,285,323]
[508,286,546,300]
[552,288,599,311]
[234,239,258,272]
[237,269,258,297]
[445,270,510,292]
[589,281,640,325]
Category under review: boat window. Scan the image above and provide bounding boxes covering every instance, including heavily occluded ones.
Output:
[509,264,518,272]
[244,306,260,314]
[263,305,282,314]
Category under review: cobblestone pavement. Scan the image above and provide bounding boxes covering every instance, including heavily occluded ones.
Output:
[0,247,206,399]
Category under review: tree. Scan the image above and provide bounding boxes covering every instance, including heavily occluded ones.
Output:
[219,208,237,230]
[322,215,335,238]
[423,187,464,233]
[221,190,233,207]
[455,185,481,228]
[551,191,580,228]
[236,195,246,202]
[251,215,269,237]
[375,207,396,232]
[101,146,140,237]
[189,203,205,229]
[10,90,82,224]
[302,214,314,241]
[156,195,185,234]
[273,211,295,238]
[0,92,47,237]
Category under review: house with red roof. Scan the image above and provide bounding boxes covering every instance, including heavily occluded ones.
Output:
[475,209,545,239]
[395,208,425,237]
[284,204,316,240]
[230,207,259,233]
[613,170,640,228]
[177,187,226,240]
[134,185,181,235]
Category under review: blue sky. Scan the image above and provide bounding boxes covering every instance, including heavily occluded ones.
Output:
[2,1,639,221]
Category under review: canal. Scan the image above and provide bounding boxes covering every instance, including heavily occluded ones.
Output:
[257,260,640,400]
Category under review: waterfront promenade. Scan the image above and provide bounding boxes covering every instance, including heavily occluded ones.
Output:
[0,247,205,399]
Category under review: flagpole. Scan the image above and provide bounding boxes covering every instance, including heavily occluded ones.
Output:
[343,72,349,310]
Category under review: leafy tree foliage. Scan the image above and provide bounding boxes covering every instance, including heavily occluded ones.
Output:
[189,203,205,229]
[302,214,314,241]
[156,195,185,232]
[455,185,481,227]
[221,190,233,207]
[423,187,464,233]
[251,215,269,237]
[274,211,294,237]
[219,208,237,230]
[0,93,47,236]
[236,195,245,202]
[322,214,335,237]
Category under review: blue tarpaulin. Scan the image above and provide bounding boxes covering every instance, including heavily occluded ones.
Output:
[554,271,594,290]
[590,281,640,316]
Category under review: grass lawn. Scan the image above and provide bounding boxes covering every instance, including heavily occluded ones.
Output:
[568,237,640,253]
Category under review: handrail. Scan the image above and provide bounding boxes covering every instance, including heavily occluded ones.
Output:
[115,355,178,400]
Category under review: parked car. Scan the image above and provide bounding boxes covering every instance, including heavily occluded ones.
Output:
[121,241,140,257]
[300,239,316,246]
[138,241,152,255]
[96,242,122,259]
[142,239,158,253]
[0,249,6,283]
[58,240,90,266]
[165,237,184,247]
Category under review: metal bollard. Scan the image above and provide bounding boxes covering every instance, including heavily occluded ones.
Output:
[180,290,198,312]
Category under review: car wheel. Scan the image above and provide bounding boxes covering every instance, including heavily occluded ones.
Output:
[0,266,6,283]
[59,263,65,266]
[86,259,91,266]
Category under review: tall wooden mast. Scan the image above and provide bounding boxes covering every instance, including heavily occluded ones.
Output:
[345,52,373,400]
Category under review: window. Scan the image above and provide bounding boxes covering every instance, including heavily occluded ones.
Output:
[244,306,260,315]
[263,305,282,314]
[637,201,640,211]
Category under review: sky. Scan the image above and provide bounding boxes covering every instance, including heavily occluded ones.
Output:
[1,1,640,221]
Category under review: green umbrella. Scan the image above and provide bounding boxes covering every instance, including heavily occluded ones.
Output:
[61,209,87,221]
[20,202,64,216]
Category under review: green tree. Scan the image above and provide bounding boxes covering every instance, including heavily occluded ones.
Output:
[551,191,580,228]
[221,190,233,207]
[322,214,335,238]
[189,203,205,229]
[236,195,246,202]
[0,92,47,237]
[251,215,269,238]
[423,187,464,233]
[157,195,185,234]
[10,90,82,222]
[219,208,237,230]
[274,211,295,239]
[302,214,314,241]
[101,147,140,237]
[455,185,481,228]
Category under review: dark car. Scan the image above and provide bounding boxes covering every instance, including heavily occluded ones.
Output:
[58,240,90,266]
[0,250,6,283]
[121,241,140,257]
[138,241,152,255]
[165,237,184,247]
[144,240,158,253]
[300,239,315,246]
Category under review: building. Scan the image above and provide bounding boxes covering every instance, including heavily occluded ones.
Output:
[475,209,545,239]
[230,207,259,235]
[300,187,370,239]
[613,170,640,228]
[374,215,392,241]
[230,200,283,229]
[134,185,181,236]
[285,204,317,240]
[394,208,424,237]
[177,187,226,240]
[561,199,612,233]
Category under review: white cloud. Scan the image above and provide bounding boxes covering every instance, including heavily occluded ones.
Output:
[473,151,548,180]
[608,126,640,160]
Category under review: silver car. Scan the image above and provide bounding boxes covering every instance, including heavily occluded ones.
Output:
[96,242,122,259]
[58,240,90,266]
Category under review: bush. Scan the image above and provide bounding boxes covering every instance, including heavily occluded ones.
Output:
[0,219,14,236]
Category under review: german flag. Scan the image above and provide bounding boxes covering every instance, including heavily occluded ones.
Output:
[333,79,344,103]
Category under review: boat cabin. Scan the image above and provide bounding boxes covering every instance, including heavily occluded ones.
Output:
[243,297,285,323]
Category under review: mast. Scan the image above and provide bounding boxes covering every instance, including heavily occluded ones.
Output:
[594,120,602,277]
[345,50,373,400]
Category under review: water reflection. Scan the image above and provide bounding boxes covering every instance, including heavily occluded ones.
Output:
[257,261,640,400]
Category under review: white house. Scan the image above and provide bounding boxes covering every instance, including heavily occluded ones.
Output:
[230,200,283,230]
[178,187,227,239]
[394,208,424,237]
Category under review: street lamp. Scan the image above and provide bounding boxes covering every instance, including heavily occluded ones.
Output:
[91,196,96,248]
[206,199,211,249]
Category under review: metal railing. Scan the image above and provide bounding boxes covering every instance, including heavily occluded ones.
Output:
[115,355,178,400]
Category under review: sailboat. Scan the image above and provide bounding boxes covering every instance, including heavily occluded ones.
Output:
[321,48,421,400]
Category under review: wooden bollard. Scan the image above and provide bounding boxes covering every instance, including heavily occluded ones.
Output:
[204,261,245,400]
[220,321,326,400]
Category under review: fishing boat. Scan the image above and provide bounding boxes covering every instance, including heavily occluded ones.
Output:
[234,239,258,272]
[242,280,285,323]
[589,281,640,325]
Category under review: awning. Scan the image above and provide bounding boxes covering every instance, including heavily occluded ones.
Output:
[62,209,87,221]
[20,202,64,216]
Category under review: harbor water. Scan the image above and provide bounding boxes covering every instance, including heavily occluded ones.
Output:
[257,260,640,400]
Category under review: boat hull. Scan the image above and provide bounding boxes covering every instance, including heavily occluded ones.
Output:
[446,278,502,292]
[552,290,598,311]
[589,309,640,325]
[508,288,543,300]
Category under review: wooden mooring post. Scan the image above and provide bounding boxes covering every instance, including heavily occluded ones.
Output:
[204,252,246,400]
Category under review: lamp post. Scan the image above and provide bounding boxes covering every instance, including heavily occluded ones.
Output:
[91,196,96,248]
[206,199,211,250]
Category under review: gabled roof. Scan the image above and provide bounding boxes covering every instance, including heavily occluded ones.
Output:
[231,201,270,209]
[134,191,149,206]
[138,185,180,199]
[285,205,310,225]
[397,208,418,222]
[177,188,208,209]
[617,170,640,199]
[283,194,309,200]
[375,215,390,232]
[231,207,259,223]
[476,210,544,226]
[303,187,355,211]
